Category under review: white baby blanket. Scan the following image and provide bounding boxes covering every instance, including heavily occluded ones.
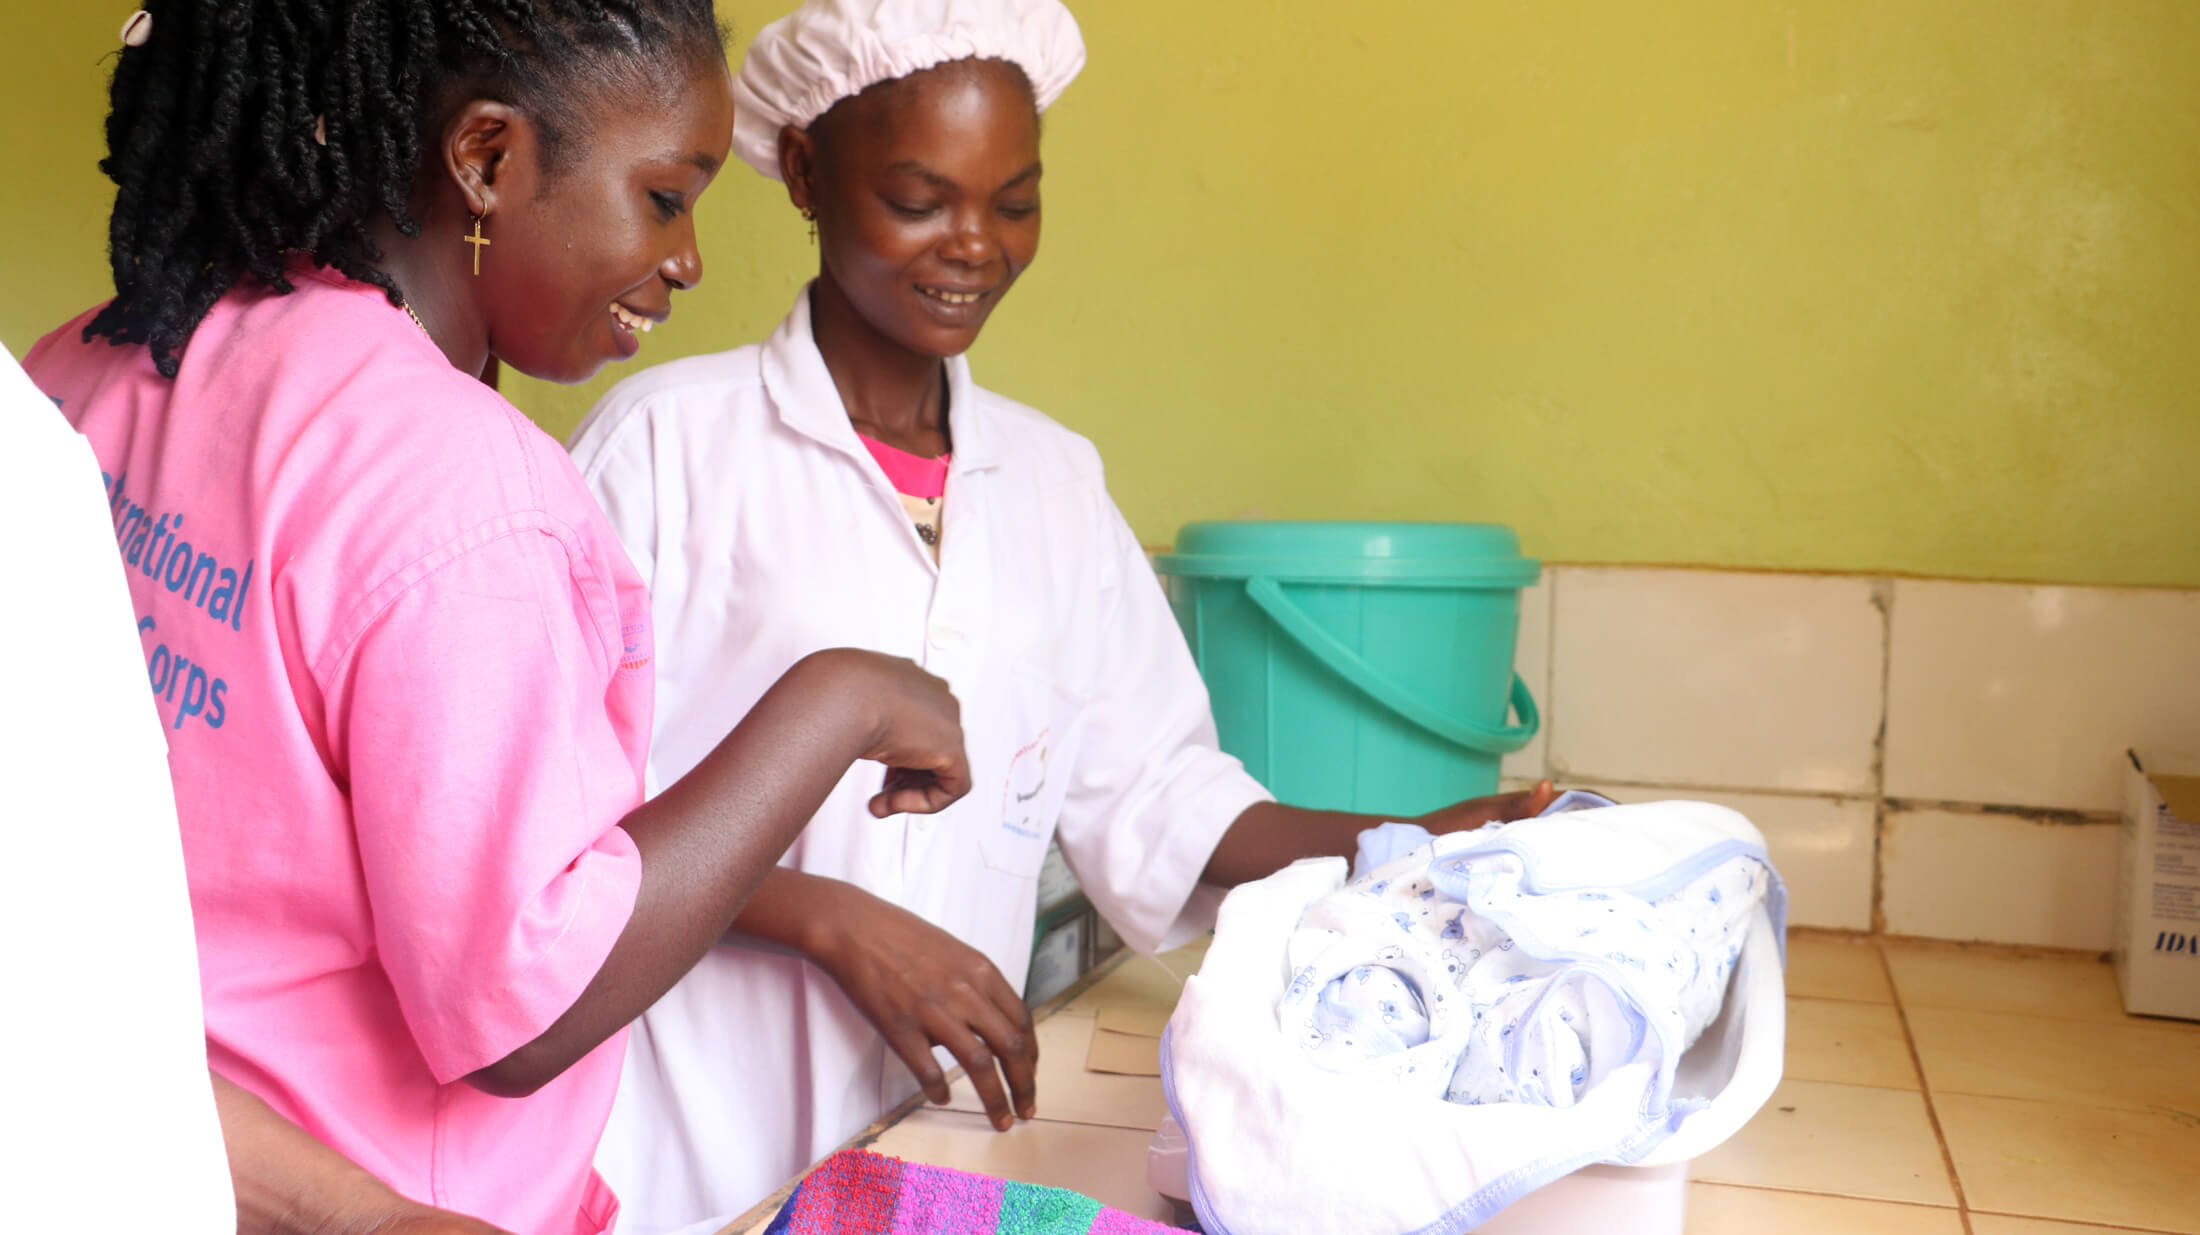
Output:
[1161,800,1787,1235]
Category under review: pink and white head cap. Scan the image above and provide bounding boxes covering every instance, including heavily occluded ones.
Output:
[732,0,1086,180]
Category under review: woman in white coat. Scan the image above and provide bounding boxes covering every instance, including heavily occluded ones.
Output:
[567,2,1555,1230]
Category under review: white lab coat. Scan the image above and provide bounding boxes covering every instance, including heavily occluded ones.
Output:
[2,347,236,1234]
[568,287,1270,1235]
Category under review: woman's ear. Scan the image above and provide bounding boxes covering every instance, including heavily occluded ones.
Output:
[778,123,818,215]
[440,99,535,220]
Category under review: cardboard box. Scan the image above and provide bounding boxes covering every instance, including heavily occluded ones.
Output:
[2115,752,2200,1021]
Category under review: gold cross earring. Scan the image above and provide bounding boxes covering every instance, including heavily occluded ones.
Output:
[801,206,817,246]
[464,214,491,275]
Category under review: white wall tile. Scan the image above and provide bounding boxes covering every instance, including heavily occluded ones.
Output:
[1880,807,2120,950]
[1574,784,1877,931]
[1501,574,1554,782]
[1884,581,2200,813]
[1549,568,1885,795]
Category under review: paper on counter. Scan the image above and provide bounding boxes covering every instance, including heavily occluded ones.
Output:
[1084,1026,1162,1077]
[1095,1004,1172,1038]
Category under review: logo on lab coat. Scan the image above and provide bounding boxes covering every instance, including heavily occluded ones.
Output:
[999,730,1049,839]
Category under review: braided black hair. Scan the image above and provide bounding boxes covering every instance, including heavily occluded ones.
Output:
[87,0,726,377]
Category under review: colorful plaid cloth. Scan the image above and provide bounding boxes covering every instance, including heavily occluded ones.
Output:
[761,1149,1190,1234]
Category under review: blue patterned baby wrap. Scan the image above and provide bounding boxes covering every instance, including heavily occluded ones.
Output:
[1284,801,1774,1116]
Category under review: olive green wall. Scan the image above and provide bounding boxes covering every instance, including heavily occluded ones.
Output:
[6,2,2195,585]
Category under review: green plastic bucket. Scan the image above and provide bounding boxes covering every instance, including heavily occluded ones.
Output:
[1155,522,1541,817]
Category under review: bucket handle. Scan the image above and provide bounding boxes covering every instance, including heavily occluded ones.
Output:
[1244,575,1540,756]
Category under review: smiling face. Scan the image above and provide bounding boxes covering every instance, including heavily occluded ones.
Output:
[793,58,1043,359]
[476,65,736,384]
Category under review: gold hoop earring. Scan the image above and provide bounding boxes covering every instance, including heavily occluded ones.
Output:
[464,214,491,276]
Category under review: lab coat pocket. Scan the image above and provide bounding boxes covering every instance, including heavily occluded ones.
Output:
[975,664,1087,881]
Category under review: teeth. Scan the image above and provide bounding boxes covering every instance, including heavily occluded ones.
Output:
[920,287,982,306]
[610,304,654,333]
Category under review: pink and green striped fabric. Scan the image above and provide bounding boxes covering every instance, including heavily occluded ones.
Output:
[761,1149,1190,1235]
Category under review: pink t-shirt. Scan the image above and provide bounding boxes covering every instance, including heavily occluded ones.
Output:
[28,269,650,1235]
[856,433,950,499]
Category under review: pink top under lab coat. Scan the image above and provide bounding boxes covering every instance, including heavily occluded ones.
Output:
[28,268,651,1235]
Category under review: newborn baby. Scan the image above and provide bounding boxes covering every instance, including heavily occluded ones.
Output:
[1282,800,1771,1109]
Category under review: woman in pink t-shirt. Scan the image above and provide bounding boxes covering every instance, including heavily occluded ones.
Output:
[26,4,967,1234]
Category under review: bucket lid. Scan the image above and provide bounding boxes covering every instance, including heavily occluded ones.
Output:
[1155,521,1540,586]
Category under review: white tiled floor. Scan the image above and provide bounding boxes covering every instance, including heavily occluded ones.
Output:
[1690,1076,1958,1206]
[1904,1003,2200,1113]
[1968,1218,2164,1235]
[1685,1184,1966,1234]
[1783,995,1920,1090]
[1883,579,2200,812]
[1878,807,2121,948]
[1548,568,1885,795]
[1879,937,2130,1023]
[1938,1094,2200,1233]
[734,936,2200,1235]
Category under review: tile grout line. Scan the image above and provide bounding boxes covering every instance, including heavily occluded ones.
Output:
[1871,797,1890,934]
[1701,1183,2190,1235]
[1881,996,2200,1035]
[1965,1209,2189,1235]
[1780,1077,1927,1095]
[1871,579,1893,935]
[1545,776,2122,824]
[1880,797,2121,824]
[1875,941,1974,1232]
[1799,929,2110,968]
[1691,1180,1966,1214]
[1782,1071,2196,1115]
[934,1107,1167,1135]
[1500,561,2200,593]
[1691,1181,1956,1213]
[1550,775,1875,802]
[1787,992,1898,1008]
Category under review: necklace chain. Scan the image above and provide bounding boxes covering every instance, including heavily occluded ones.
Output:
[402,299,431,339]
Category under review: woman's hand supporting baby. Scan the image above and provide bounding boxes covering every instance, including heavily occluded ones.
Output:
[1201,781,1559,887]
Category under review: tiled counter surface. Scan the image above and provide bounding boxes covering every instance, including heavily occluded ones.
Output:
[723,929,2200,1235]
